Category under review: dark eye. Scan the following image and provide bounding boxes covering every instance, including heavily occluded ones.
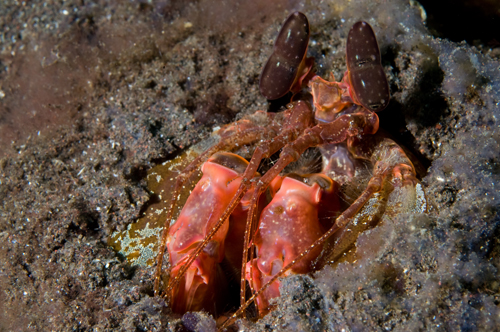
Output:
[259,12,310,100]
[346,21,390,112]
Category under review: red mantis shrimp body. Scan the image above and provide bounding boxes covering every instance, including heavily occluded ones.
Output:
[167,153,252,314]
[246,174,335,315]
[151,11,427,329]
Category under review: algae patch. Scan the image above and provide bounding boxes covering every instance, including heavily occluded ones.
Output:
[109,149,201,266]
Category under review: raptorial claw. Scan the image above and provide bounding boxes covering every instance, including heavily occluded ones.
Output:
[245,174,335,315]
[167,152,251,314]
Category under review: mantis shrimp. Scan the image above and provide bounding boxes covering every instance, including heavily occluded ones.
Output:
[153,12,427,329]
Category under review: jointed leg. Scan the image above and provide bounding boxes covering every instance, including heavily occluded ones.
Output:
[165,103,316,298]
[224,139,419,329]
[221,166,386,330]
[154,125,272,296]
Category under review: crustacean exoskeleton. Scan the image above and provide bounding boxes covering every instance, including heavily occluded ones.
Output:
[153,12,427,329]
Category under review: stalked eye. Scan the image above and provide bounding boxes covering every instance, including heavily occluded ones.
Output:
[346,21,390,112]
[259,12,310,100]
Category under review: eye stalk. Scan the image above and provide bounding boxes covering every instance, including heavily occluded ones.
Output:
[346,21,390,112]
[259,12,311,100]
